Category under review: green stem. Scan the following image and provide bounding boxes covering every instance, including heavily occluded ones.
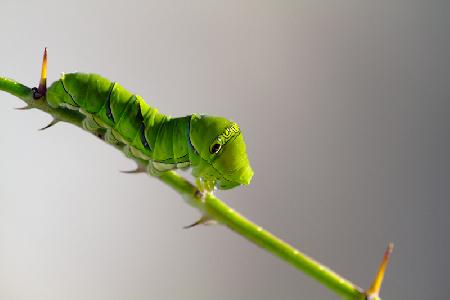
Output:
[159,171,365,299]
[0,77,367,300]
[0,77,33,100]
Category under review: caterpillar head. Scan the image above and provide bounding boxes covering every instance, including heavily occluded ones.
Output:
[189,114,254,190]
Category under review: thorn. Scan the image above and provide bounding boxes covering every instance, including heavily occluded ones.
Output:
[119,165,146,174]
[33,48,47,99]
[183,215,216,229]
[366,243,394,299]
[14,105,32,110]
[39,48,47,93]
[38,118,59,131]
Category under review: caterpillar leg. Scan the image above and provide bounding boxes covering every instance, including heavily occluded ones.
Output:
[152,161,176,172]
[146,161,163,177]
[82,116,102,132]
[59,103,80,111]
[195,178,216,194]
[104,129,120,145]
[146,160,177,176]
[176,161,190,169]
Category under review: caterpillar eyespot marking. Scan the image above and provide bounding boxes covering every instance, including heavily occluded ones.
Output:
[210,143,221,154]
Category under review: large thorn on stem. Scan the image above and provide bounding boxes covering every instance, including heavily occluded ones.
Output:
[33,47,47,99]
[366,243,394,299]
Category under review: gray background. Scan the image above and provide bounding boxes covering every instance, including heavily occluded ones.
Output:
[0,0,449,299]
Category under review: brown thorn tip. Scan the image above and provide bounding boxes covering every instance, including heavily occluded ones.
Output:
[14,105,32,110]
[38,118,58,131]
[119,167,146,174]
[366,243,394,297]
[183,215,211,229]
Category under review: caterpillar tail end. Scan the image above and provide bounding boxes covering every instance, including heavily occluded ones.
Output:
[365,243,394,300]
[33,47,47,99]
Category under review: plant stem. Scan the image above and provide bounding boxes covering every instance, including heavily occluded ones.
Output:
[1,76,368,300]
[159,171,365,299]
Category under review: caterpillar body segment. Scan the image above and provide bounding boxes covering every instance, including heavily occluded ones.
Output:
[45,72,254,190]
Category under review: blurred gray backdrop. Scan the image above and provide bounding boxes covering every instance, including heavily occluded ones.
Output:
[0,0,449,299]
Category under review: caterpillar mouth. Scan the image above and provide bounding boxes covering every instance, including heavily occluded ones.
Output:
[196,163,253,190]
[215,165,254,190]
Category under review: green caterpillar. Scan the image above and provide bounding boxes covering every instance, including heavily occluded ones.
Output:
[46,72,253,189]
[22,51,253,192]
